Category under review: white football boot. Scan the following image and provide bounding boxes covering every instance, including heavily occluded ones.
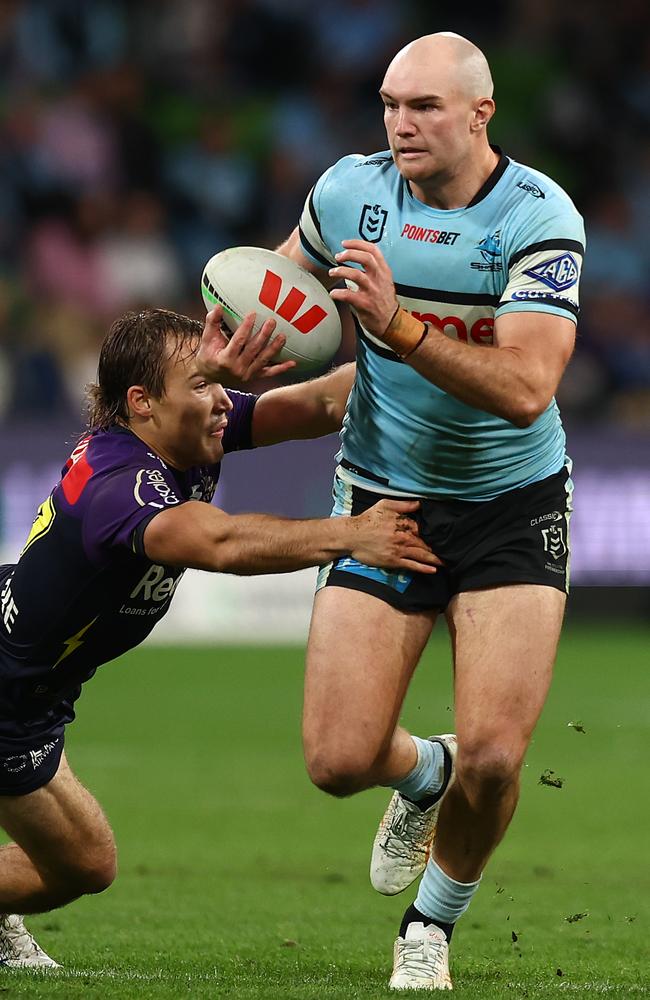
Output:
[390,922,452,991]
[0,914,60,968]
[371,734,457,895]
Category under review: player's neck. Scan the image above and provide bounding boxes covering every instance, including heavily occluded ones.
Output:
[126,422,186,472]
[410,144,500,211]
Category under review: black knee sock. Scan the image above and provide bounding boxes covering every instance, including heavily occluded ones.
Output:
[399,902,455,943]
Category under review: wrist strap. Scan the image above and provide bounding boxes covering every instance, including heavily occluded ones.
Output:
[381,307,428,359]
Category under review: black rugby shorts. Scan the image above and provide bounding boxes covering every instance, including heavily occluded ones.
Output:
[317,467,573,612]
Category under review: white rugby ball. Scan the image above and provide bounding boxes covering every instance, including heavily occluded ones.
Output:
[201,247,341,372]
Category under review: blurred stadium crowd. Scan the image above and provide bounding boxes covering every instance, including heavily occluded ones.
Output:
[0,0,648,426]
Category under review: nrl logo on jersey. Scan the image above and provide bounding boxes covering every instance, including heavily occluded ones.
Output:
[470,230,502,271]
[359,203,388,243]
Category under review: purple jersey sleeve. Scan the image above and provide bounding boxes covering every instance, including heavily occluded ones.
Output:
[223,390,258,453]
[54,432,188,564]
[81,463,184,562]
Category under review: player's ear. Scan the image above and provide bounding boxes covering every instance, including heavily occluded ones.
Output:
[471,97,495,132]
[126,385,153,420]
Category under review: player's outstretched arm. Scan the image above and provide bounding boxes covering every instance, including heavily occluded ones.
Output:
[251,362,355,446]
[142,499,441,576]
[195,306,297,386]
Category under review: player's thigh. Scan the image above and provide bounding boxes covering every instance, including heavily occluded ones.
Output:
[447,584,566,759]
[0,752,116,884]
[305,585,436,755]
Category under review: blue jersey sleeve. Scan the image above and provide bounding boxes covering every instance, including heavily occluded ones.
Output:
[497,174,586,324]
[299,156,364,268]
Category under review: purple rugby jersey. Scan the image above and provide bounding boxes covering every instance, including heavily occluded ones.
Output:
[0,390,257,745]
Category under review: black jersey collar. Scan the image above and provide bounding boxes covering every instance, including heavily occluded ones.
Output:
[465,145,509,208]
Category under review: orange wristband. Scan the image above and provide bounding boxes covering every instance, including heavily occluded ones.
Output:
[381,307,428,359]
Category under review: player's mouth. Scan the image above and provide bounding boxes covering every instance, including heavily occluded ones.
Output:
[210,419,228,439]
[397,148,428,158]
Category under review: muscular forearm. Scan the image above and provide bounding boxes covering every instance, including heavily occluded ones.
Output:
[407,326,545,427]
[203,513,359,574]
[144,499,439,576]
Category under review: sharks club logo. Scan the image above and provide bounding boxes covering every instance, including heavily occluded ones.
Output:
[470,230,503,272]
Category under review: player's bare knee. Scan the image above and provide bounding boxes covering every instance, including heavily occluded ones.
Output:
[306,749,372,797]
[61,840,117,896]
[455,740,523,798]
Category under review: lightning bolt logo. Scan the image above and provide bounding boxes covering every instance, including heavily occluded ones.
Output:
[52,616,99,669]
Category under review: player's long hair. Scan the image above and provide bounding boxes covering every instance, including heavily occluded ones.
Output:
[86,309,203,430]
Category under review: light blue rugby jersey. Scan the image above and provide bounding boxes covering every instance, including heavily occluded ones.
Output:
[299,148,585,500]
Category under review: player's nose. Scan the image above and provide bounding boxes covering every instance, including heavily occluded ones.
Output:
[212,384,233,414]
[395,110,416,134]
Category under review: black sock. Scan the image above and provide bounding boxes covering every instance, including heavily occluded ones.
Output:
[399,902,455,943]
[403,741,454,812]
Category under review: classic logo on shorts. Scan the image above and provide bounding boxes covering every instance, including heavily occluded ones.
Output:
[470,230,502,271]
[524,253,578,292]
[541,524,567,560]
[359,204,388,243]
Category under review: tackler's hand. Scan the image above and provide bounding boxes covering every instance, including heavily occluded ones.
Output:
[196,307,297,386]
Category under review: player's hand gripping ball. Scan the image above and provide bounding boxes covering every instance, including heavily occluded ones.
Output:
[201,247,341,372]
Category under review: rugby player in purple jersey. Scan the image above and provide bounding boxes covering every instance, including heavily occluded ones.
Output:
[0,306,439,968]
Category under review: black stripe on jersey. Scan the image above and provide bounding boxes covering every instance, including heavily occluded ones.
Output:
[298,226,332,270]
[466,146,509,208]
[508,239,585,269]
[500,296,580,319]
[395,282,500,306]
[355,318,404,364]
[308,188,324,240]
[339,458,391,486]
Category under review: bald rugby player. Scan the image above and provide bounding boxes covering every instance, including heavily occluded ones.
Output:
[278,32,584,989]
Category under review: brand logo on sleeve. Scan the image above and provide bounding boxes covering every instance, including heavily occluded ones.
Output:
[134,469,180,509]
[523,253,578,292]
[358,203,388,243]
[517,180,546,199]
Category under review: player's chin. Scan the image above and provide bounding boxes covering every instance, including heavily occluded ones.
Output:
[206,437,225,463]
[397,158,436,182]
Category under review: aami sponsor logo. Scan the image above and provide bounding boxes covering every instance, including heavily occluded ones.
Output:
[400,225,460,245]
[523,253,578,292]
[410,310,494,345]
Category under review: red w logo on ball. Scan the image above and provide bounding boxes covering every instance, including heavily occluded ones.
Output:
[258,270,327,334]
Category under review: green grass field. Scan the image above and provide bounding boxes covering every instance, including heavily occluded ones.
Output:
[1,624,648,998]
